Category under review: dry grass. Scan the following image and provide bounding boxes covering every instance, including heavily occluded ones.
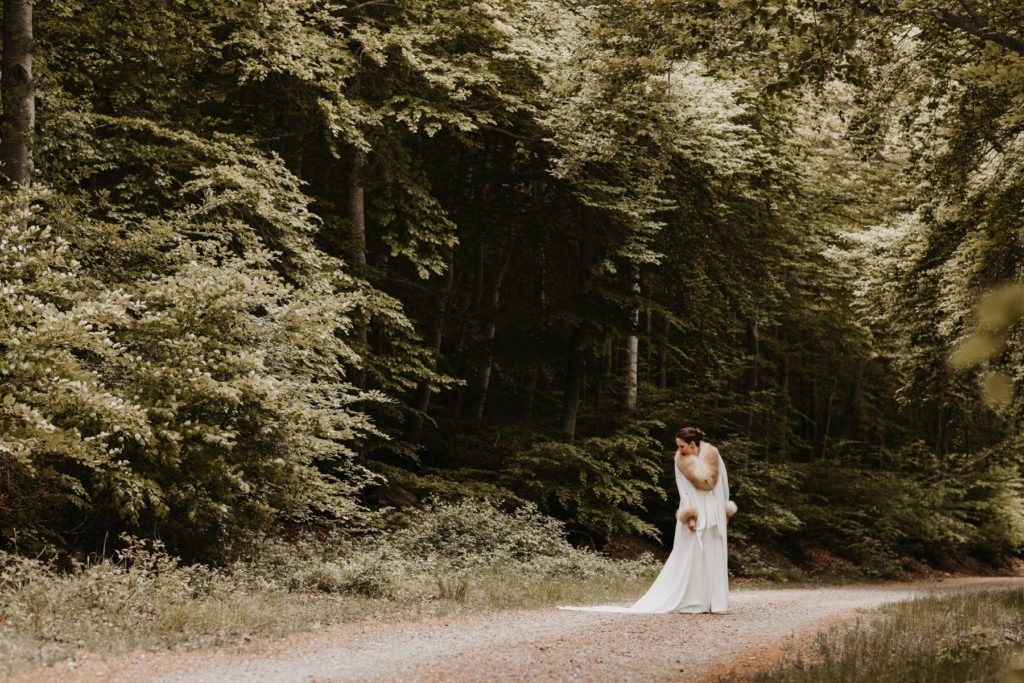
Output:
[0,528,659,677]
[724,589,1024,683]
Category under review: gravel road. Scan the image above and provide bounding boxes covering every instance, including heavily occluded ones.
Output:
[19,576,1024,683]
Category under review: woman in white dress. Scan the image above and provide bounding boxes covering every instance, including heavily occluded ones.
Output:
[561,427,736,614]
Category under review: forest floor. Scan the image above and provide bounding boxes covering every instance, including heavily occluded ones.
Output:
[12,576,1024,683]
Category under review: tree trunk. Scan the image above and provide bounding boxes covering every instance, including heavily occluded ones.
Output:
[560,321,587,441]
[347,148,368,387]
[810,375,819,454]
[560,208,596,441]
[644,310,653,384]
[407,249,456,441]
[821,376,837,458]
[840,359,867,440]
[523,365,538,418]
[525,207,547,419]
[623,266,640,416]
[347,149,367,269]
[745,319,760,437]
[658,317,669,389]
[595,338,612,408]
[778,351,790,459]
[0,0,34,186]
[935,404,948,455]
[469,238,513,421]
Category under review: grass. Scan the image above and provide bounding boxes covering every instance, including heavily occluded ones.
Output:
[724,589,1024,683]
[0,501,663,676]
[0,557,658,677]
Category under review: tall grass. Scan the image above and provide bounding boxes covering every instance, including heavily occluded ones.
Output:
[727,590,1024,683]
[0,501,659,676]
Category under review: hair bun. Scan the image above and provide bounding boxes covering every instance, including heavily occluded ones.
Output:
[675,426,706,444]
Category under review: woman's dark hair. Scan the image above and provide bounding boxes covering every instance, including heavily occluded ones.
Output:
[676,427,706,446]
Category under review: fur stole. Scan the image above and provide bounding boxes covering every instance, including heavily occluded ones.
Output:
[676,501,739,526]
[676,446,719,491]
[677,506,698,527]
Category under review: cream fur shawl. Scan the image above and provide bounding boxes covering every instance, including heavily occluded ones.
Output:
[675,445,738,524]
[676,447,720,491]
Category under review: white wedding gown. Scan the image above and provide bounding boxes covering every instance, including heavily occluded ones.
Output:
[559,443,730,614]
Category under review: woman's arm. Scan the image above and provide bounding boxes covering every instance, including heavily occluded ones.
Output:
[675,455,697,531]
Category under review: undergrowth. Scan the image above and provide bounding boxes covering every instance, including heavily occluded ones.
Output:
[0,500,659,676]
[725,589,1024,683]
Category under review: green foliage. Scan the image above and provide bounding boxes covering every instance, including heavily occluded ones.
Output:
[503,427,666,539]
[717,439,804,543]
[791,446,1024,576]
[0,184,379,559]
[1,0,1019,575]
[0,505,659,674]
[389,498,576,569]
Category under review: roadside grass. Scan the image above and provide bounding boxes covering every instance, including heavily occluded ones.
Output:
[724,589,1024,683]
[0,559,658,677]
[0,500,660,676]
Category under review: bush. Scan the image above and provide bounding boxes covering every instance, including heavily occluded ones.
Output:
[0,505,659,674]
[502,425,667,539]
[0,184,381,561]
[786,444,1024,576]
[389,499,575,568]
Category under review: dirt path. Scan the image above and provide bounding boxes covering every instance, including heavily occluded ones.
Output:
[17,577,1024,683]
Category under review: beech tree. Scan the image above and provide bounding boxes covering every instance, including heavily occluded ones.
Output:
[0,0,33,185]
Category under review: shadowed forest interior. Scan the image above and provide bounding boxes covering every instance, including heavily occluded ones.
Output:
[0,0,1022,581]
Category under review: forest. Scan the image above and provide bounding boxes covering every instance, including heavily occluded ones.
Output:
[0,0,1022,584]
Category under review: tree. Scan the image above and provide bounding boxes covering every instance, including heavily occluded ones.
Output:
[0,0,34,185]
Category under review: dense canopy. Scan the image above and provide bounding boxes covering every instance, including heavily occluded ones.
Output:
[0,0,1021,572]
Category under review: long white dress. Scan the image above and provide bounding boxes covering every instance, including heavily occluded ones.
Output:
[560,442,731,614]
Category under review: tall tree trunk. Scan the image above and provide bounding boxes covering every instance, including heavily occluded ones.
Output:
[745,319,760,437]
[595,338,612,408]
[525,206,548,419]
[623,266,640,416]
[560,208,596,441]
[778,351,790,459]
[935,404,948,455]
[658,317,669,389]
[810,375,819,454]
[523,365,538,418]
[0,0,34,186]
[821,376,838,458]
[560,324,586,440]
[840,359,867,440]
[469,237,513,421]
[347,148,368,387]
[347,149,367,269]
[407,249,456,441]
[644,310,653,384]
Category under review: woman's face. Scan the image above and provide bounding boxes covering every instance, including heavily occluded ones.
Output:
[676,438,698,455]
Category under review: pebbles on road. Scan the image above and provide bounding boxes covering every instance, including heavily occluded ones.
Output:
[18,576,1024,683]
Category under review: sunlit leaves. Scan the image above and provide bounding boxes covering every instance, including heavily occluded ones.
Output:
[977,286,1024,330]
[948,286,1024,408]
[949,333,1007,370]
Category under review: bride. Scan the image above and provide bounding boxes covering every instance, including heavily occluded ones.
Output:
[561,427,736,614]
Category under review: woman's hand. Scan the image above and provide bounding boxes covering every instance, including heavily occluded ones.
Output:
[686,519,696,532]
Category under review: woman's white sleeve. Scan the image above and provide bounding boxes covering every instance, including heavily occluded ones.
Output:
[720,453,729,501]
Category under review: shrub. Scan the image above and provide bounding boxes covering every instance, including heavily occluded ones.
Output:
[502,425,667,539]
[389,498,575,568]
[786,444,1024,576]
[0,179,380,560]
